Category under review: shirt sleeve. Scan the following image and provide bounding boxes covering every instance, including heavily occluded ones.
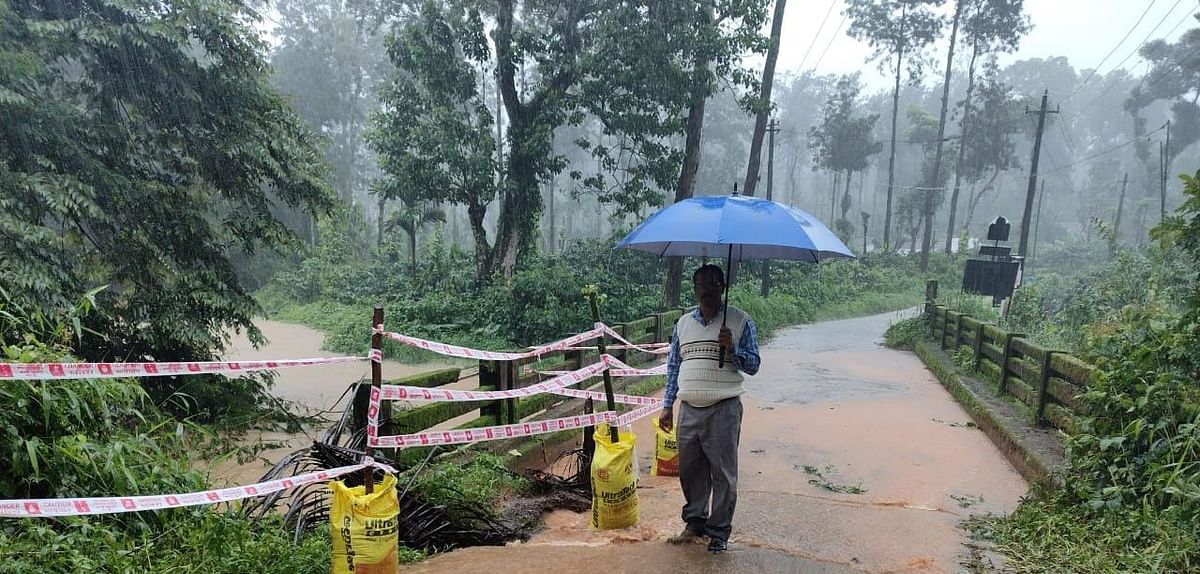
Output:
[733,317,761,376]
[663,323,681,409]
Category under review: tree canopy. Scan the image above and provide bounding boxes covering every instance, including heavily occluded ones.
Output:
[0,0,333,411]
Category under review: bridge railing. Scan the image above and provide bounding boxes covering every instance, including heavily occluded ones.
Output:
[927,295,1095,434]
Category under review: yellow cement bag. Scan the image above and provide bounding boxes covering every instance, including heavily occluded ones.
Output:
[652,418,679,477]
[330,473,400,574]
[590,424,639,529]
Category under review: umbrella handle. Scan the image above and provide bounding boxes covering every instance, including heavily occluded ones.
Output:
[719,245,733,368]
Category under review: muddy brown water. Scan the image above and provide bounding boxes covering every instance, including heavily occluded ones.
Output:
[210,319,453,486]
[407,309,1028,574]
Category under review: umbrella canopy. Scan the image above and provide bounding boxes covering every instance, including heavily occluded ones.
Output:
[616,194,855,263]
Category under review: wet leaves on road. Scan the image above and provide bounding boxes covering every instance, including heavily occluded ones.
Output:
[799,464,867,494]
[932,418,978,429]
[951,494,985,508]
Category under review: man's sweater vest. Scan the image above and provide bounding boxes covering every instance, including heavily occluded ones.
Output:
[675,306,748,407]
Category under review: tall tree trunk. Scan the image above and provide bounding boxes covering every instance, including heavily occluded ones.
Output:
[546,181,556,254]
[1112,171,1128,255]
[408,228,417,274]
[787,148,800,205]
[842,169,853,222]
[964,168,1000,231]
[488,0,584,278]
[920,0,962,270]
[839,169,853,242]
[883,4,908,250]
[468,198,491,281]
[376,195,386,248]
[831,170,840,221]
[741,0,787,198]
[945,39,979,254]
[665,5,714,309]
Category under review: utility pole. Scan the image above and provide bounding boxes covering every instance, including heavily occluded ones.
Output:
[861,211,870,254]
[1032,179,1046,267]
[1161,120,1171,223]
[1113,171,1128,255]
[761,117,781,297]
[766,118,779,202]
[1018,90,1057,258]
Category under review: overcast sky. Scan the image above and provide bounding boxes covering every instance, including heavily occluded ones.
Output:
[774,0,1199,90]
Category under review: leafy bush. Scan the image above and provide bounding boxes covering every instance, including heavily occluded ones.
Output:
[884,316,926,350]
[0,295,361,572]
[407,454,529,520]
[969,172,1200,571]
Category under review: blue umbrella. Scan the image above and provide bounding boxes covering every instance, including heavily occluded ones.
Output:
[616,194,855,262]
[616,194,855,365]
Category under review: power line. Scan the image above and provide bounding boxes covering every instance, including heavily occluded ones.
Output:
[1064,0,1195,119]
[794,0,839,73]
[1060,0,1190,119]
[1068,0,1158,100]
[1105,0,1188,78]
[1013,124,1169,180]
[1139,19,1200,92]
[1161,0,1200,39]
[794,13,850,94]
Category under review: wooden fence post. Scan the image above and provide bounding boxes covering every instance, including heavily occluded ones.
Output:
[653,313,665,344]
[941,311,953,349]
[973,322,985,369]
[925,280,938,317]
[615,323,630,365]
[1036,350,1056,424]
[363,305,383,493]
[499,360,517,424]
[998,333,1025,395]
[582,397,595,488]
[953,313,965,350]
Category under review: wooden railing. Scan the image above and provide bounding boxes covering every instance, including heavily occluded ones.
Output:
[928,303,1095,434]
[354,308,683,462]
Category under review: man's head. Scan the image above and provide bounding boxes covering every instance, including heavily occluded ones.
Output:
[692,264,726,310]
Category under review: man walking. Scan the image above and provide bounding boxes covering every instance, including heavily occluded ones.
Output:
[659,264,761,554]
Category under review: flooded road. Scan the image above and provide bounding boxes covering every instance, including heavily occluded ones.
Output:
[225,319,450,413]
[409,309,1028,573]
[212,319,451,485]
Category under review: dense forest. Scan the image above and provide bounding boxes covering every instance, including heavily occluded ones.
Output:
[3,0,1200,571]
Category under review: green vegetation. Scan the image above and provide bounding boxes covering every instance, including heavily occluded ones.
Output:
[801,464,867,495]
[406,454,529,524]
[958,173,1200,573]
[0,293,355,572]
[884,316,927,350]
[0,0,333,420]
[262,225,959,360]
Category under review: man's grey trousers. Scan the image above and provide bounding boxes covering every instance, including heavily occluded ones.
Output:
[676,397,743,542]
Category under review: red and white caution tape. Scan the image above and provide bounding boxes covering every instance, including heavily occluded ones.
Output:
[370,411,613,448]
[378,361,610,403]
[0,459,395,519]
[368,399,661,449]
[616,401,665,426]
[545,342,670,353]
[367,385,383,442]
[596,323,672,355]
[547,386,663,406]
[0,356,368,381]
[602,355,668,376]
[381,327,605,362]
[536,354,666,379]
